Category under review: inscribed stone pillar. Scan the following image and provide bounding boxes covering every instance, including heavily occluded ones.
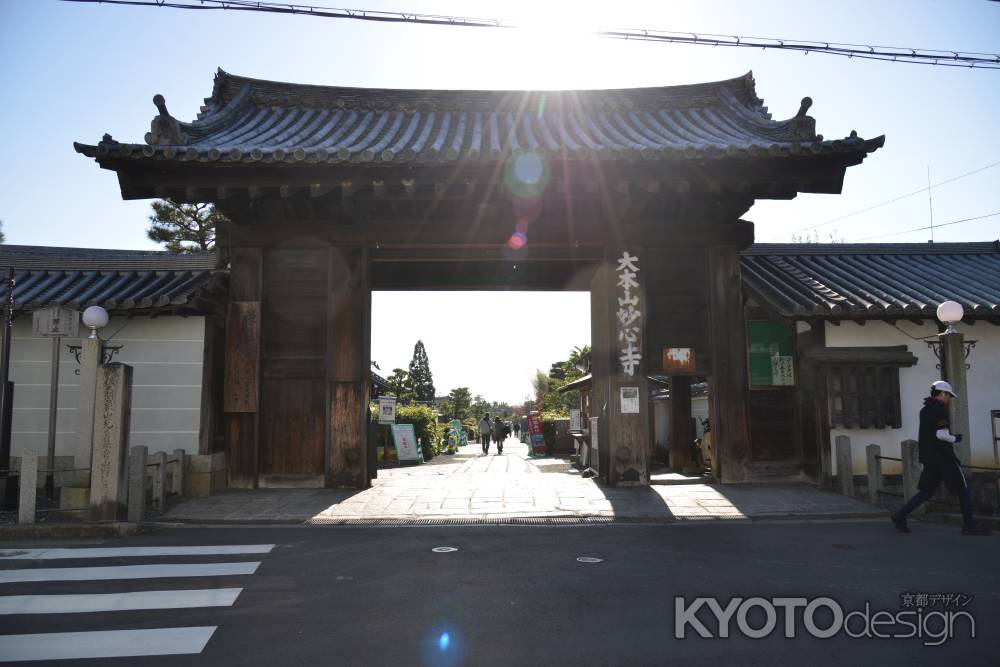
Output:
[590,249,650,486]
[89,363,133,521]
[327,247,371,488]
[706,245,751,483]
[73,338,101,468]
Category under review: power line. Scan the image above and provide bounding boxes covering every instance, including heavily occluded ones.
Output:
[847,211,1000,242]
[62,0,1000,69]
[766,160,1000,241]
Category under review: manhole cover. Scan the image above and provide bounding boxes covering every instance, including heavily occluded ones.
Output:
[432,547,459,553]
[576,556,603,563]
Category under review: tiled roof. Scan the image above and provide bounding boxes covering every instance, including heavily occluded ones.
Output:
[741,242,1000,321]
[0,246,222,313]
[75,69,883,166]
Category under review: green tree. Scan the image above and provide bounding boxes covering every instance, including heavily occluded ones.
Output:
[534,345,591,416]
[0,219,5,244]
[146,199,226,253]
[407,340,435,402]
[387,368,416,403]
[445,387,472,421]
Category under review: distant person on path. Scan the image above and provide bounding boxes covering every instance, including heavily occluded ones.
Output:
[479,413,492,454]
[513,421,520,439]
[891,381,989,536]
[493,416,505,455]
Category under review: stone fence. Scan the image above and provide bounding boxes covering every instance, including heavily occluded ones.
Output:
[834,435,1000,513]
[14,449,227,524]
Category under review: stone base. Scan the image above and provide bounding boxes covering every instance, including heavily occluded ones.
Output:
[184,453,227,497]
[60,487,89,510]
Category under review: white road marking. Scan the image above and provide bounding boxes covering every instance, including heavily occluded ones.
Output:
[0,626,217,662]
[0,544,275,560]
[0,588,242,614]
[0,561,260,584]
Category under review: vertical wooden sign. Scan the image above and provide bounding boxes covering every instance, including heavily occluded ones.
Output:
[223,301,261,413]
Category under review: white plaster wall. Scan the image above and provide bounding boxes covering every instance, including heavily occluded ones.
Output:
[9,315,205,462]
[824,321,1000,474]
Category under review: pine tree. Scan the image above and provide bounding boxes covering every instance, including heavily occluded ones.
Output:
[146,199,226,253]
[407,340,435,402]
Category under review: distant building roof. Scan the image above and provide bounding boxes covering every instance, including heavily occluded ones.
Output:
[75,69,882,168]
[0,245,224,314]
[741,241,1000,323]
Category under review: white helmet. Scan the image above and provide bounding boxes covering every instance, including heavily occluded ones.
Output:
[931,380,957,398]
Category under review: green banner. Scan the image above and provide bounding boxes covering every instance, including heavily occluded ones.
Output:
[746,320,795,387]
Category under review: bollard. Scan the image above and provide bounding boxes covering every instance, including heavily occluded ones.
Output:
[172,449,186,496]
[127,446,148,523]
[901,439,922,510]
[151,451,167,511]
[18,452,38,525]
[835,435,854,497]
[866,444,882,505]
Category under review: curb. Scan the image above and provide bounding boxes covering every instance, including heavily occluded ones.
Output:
[145,511,888,527]
[0,522,144,540]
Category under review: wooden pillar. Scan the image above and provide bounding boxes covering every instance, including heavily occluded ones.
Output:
[590,249,650,486]
[669,376,695,471]
[327,247,371,488]
[198,316,223,455]
[223,247,262,489]
[707,245,751,483]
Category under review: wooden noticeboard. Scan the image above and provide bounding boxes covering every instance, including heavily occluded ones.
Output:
[746,320,795,388]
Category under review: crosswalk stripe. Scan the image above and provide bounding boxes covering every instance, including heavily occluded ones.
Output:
[0,561,260,584]
[0,587,243,614]
[0,544,275,560]
[0,626,217,662]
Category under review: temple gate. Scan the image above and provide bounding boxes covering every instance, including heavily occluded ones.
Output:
[76,70,882,489]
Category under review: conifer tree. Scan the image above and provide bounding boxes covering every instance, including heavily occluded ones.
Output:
[146,199,225,253]
[407,340,435,402]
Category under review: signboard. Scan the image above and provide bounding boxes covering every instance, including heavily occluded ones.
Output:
[390,423,422,463]
[746,320,795,388]
[32,306,79,338]
[662,347,695,374]
[569,409,582,432]
[589,416,600,471]
[527,413,546,456]
[377,396,397,424]
[620,386,640,414]
[615,251,643,376]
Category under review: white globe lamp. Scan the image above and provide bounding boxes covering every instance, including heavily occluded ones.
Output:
[82,305,109,339]
[936,301,964,334]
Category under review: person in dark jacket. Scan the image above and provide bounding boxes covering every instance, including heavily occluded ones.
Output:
[492,416,505,455]
[891,381,988,535]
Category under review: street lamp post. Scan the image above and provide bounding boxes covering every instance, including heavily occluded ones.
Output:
[935,301,972,468]
[73,306,109,470]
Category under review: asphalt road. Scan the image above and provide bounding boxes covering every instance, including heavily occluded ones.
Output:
[1,519,998,666]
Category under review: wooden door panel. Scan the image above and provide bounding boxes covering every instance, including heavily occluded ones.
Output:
[260,377,325,475]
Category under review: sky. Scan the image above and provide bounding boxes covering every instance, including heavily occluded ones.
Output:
[0,0,998,403]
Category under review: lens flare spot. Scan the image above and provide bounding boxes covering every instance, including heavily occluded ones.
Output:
[504,151,550,199]
[508,232,528,250]
[438,633,451,651]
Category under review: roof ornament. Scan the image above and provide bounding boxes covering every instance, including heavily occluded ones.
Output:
[789,96,816,140]
[145,94,188,146]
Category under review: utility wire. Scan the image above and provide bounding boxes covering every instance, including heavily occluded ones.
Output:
[62,0,1000,69]
[767,160,1000,241]
[847,211,1000,242]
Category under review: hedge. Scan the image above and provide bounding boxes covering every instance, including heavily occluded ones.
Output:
[395,405,443,461]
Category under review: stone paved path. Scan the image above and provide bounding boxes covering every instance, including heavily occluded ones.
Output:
[163,436,882,524]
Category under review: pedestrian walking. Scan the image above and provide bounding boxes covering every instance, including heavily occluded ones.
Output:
[513,421,520,439]
[891,381,989,535]
[479,413,492,454]
[492,416,505,455]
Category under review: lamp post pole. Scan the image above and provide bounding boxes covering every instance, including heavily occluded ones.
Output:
[937,301,972,468]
